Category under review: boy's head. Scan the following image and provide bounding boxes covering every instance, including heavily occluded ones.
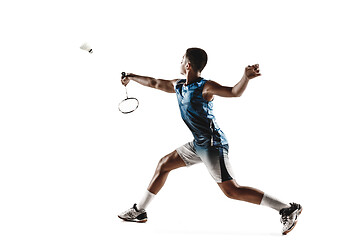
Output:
[181,48,208,75]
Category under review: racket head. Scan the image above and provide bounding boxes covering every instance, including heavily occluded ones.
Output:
[118,97,139,114]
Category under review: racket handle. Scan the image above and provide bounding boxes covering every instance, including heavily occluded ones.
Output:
[125,87,128,99]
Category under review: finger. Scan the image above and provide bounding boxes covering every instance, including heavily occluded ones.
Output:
[247,65,254,70]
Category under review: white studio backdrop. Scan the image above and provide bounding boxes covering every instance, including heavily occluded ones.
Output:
[0,0,359,239]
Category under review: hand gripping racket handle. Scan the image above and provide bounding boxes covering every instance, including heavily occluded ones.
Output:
[121,72,126,79]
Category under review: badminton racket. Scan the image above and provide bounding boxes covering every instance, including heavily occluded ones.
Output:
[118,72,139,114]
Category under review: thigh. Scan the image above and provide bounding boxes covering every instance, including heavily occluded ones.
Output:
[196,145,235,183]
[176,141,202,166]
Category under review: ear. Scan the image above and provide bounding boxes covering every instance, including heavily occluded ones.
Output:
[185,62,191,71]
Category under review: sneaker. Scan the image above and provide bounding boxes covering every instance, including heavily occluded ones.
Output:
[118,204,148,223]
[279,202,302,235]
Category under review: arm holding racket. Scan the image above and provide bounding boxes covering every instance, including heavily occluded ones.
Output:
[121,73,177,93]
[203,64,261,99]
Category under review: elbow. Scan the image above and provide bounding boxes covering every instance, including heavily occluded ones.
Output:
[231,89,242,98]
[149,78,158,89]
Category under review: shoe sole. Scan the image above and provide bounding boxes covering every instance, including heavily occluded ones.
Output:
[282,206,303,235]
[118,215,147,223]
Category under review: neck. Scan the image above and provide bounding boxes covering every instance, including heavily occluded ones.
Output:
[185,71,201,85]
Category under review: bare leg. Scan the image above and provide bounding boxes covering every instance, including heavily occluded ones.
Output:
[218,179,264,205]
[147,150,186,194]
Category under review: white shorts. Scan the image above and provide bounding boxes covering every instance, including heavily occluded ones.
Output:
[176,141,234,183]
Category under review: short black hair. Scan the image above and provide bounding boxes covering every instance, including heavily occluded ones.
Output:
[185,48,208,72]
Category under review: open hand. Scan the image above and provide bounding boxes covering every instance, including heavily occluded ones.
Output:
[245,64,261,80]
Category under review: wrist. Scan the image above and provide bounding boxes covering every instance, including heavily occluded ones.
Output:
[126,73,136,80]
[242,74,250,82]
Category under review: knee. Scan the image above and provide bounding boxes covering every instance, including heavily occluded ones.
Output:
[156,155,172,173]
[222,187,237,199]
[220,181,241,200]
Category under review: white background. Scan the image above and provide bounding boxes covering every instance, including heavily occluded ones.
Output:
[1,0,359,239]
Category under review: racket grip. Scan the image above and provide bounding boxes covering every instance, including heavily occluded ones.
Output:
[121,72,126,79]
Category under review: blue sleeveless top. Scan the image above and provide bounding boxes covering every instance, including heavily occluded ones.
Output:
[175,78,228,147]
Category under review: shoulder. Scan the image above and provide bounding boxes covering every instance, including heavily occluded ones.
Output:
[174,79,185,91]
[203,79,220,91]
[175,79,186,86]
[200,79,215,101]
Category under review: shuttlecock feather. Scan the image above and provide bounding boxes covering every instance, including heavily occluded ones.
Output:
[80,42,93,54]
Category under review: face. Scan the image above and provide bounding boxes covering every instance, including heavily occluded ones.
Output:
[180,54,188,75]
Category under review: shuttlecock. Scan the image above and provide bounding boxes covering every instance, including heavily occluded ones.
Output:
[80,42,93,54]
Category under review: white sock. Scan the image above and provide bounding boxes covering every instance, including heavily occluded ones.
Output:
[137,190,155,210]
[260,193,290,212]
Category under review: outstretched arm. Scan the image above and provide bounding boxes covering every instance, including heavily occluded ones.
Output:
[121,73,177,93]
[203,64,261,99]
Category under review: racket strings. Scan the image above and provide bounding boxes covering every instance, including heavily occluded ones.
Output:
[119,98,139,114]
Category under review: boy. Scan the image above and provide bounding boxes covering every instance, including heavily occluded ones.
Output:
[118,48,302,235]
